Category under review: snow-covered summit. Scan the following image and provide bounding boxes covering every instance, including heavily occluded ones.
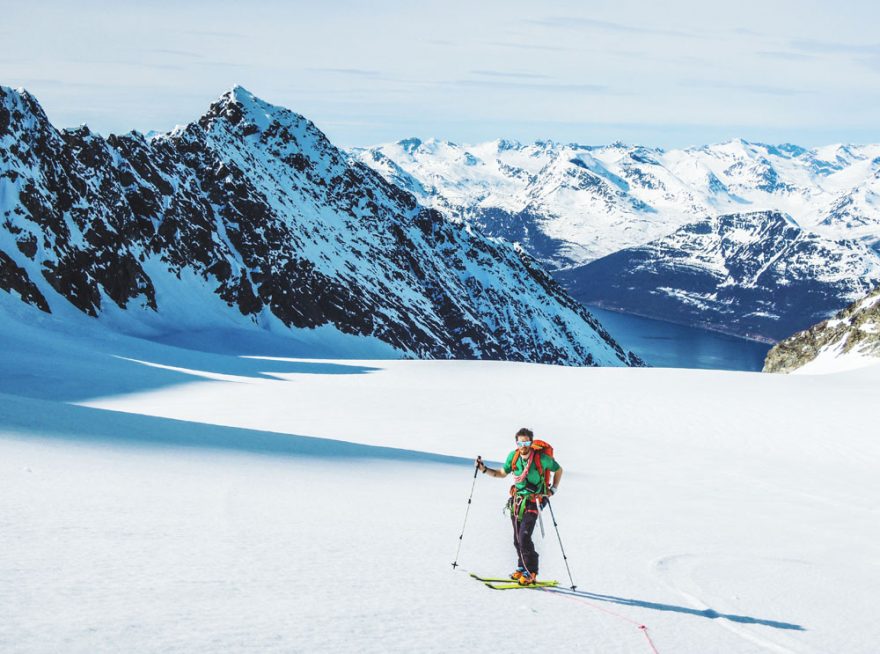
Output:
[198,85,321,140]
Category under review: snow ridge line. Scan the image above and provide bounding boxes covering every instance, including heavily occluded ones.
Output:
[541,587,661,654]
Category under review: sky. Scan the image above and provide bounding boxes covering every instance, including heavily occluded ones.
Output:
[2,0,880,148]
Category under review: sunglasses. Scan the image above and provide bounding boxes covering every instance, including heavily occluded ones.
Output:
[516,440,533,447]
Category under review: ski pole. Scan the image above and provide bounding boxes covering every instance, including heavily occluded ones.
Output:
[545,497,576,590]
[452,456,481,569]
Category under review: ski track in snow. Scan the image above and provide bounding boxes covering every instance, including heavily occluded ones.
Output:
[652,554,806,654]
[1,301,879,653]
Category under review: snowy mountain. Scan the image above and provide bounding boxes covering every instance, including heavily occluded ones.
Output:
[764,285,880,373]
[0,85,642,367]
[354,138,880,269]
[554,211,880,342]
[355,139,880,340]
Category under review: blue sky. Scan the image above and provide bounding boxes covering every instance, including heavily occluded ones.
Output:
[2,0,879,148]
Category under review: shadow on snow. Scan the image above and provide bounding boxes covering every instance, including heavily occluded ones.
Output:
[545,586,805,631]
[0,324,381,403]
[0,393,462,467]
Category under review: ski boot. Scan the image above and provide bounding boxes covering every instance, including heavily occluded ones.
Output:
[509,567,525,581]
[518,571,537,586]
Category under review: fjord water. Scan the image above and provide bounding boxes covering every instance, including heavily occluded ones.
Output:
[587,306,772,371]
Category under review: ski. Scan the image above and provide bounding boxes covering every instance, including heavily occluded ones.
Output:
[469,573,558,589]
[482,581,559,590]
[469,573,557,583]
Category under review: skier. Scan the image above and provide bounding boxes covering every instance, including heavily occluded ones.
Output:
[476,428,563,585]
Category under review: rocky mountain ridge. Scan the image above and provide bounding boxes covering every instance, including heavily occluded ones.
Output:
[0,85,641,366]
[763,285,880,373]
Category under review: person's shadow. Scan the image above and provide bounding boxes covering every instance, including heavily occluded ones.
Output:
[545,587,805,631]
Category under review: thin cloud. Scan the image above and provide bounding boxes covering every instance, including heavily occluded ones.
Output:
[66,57,185,71]
[729,27,766,36]
[8,78,111,90]
[450,79,609,94]
[790,38,880,55]
[308,68,384,78]
[193,61,250,69]
[487,40,577,53]
[789,39,880,73]
[177,29,250,39]
[470,70,553,80]
[757,50,815,61]
[528,16,697,39]
[858,55,880,72]
[146,48,204,59]
[682,79,807,97]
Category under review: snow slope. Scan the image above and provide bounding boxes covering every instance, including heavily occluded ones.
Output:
[1,301,878,653]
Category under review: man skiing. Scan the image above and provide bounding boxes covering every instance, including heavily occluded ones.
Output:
[476,428,563,586]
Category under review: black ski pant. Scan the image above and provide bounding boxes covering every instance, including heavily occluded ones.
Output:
[511,497,540,574]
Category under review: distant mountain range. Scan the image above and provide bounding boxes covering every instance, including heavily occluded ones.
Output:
[355,138,880,340]
[556,211,880,341]
[0,85,641,367]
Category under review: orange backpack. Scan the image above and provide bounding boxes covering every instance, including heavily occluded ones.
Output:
[510,440,554,493]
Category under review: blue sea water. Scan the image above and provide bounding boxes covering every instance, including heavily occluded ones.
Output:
[587,306,772,371]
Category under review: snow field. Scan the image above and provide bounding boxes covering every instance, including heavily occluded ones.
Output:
[1,305,879,652]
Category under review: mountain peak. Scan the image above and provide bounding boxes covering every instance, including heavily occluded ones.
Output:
[0,85,52,132]
[224,84,267,112]
[192,86,320,144]
[397,137,423,154]
[495,138,522,151]
[211,85,281,129]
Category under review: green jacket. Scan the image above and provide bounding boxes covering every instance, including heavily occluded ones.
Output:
[503,450,560,496]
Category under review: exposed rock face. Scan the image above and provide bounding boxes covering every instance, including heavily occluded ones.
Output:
[554,211,880,342]
[0,85,641,366]
[763,286,880,373]
[0,249,49,311]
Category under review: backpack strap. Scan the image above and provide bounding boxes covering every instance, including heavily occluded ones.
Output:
[509,450,520,497]
[533,452,546,492]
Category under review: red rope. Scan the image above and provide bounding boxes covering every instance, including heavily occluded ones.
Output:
[542,588,660,654]
[640,625,661,654]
